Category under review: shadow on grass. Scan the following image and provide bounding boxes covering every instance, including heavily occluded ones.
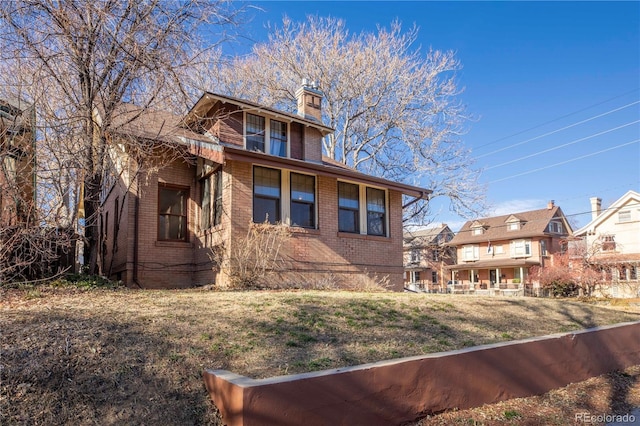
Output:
[0,309,220,425]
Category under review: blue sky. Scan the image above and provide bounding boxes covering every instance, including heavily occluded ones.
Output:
[230,1,640,231]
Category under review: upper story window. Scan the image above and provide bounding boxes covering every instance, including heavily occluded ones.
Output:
[246,114,265,152]
[246,113,288,158]
[510,240,531,258]
[338,181,360,233]
[158,184,188,241]
[462,245,479,261]
[618,210,631,222]
[472,227,483,235]
[432,249,440,262]
[548,221,563,233]
[410,248,420,263]
[366,188,386,236]
[508,221,520,231]
[540,239,547,256]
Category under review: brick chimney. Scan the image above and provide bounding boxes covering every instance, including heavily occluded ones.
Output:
[295,79,323,122]
[547,200,555,209]
[590,197,602,221]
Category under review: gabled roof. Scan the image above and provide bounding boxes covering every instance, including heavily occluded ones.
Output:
[183,91,334,136]
[574,190,640,236]
[449,205,572,245]
[403,224,452,246]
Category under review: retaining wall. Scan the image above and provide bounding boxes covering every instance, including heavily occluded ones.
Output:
[203,321,640,426]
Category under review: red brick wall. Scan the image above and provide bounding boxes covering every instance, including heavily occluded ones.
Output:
[223,161,405,290]
[132,158,198,289]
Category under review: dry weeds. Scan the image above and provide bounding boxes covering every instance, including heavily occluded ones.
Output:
[1,287,639,425]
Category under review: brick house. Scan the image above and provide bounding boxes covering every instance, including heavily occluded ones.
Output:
[446,201,572,295]
[99,83,430,289]
[572,191,640,297]
[0,97,35,225]
[403,224,455,292]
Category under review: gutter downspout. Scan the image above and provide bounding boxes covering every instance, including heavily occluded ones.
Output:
[402,191,430,210]
[133,177,141,288]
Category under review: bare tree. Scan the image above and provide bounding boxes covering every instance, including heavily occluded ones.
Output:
[207,16,485,222]
[0,0,242,275]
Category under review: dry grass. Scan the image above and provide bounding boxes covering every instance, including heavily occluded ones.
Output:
[1,287,639,425]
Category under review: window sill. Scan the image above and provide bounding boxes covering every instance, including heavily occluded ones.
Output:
[337,232,390,242]
[291,226,321,235]
[155,241,193,248]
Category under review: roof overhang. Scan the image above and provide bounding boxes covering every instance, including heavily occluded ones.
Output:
[223,146,431,198]
[446,259,541,270]
[183,92,334,136]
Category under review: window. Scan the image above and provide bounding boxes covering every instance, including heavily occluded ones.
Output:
[366,187,386,236]
[158,185,188,241]
[290,172,315,228]
[510,240,531,257]
[246,114,265,152]
[253,167,281,224]
[472,227,483,235]
[431,271,438,283]
[618,210,631,222]
[246,114,288,157]
[548,221,563,233]
[201,169,223,230]
[411,271,421,282]
[410,248,420,263]
[463,245,479,261]
[508,221,520,231]
[432,249,440,262]
[270,120,287,157]
[338,182,359,233]
[540,240,547,256]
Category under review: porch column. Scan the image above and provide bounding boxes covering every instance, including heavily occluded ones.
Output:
[496,268,501,287]
[519,267,524,289]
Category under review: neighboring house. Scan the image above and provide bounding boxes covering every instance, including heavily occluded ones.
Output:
[0,97,35,225]
[572,191,640,297]
[403,224,455,292]
[446,201,572,295]
[99,82,430,290]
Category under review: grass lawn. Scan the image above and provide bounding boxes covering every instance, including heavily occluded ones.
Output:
[2,286,639,425]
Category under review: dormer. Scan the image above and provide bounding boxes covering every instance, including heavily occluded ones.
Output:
[506,215,524,231]
[470,221,486,236]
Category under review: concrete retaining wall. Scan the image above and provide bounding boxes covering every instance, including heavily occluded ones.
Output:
[203,321,640,426]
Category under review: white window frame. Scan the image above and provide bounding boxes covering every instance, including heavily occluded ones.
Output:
[410,248,420,263]
[244,112,290,158]
[618,210,631,222]
[338,180,389,237]
[510,240,531,258]
[252,166,317,228]
[472,227,483,235]
[462,245,479,261]
[508,221,520,231]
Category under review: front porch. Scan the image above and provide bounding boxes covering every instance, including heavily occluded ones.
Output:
[446,259,540,296]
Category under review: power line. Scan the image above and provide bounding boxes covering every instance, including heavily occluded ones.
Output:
[475,100,640,159]
[473,88,640,152]
[486,139,640,184]
[485,120,640,170]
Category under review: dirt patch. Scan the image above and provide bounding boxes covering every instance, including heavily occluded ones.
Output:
[2,288,639,425]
